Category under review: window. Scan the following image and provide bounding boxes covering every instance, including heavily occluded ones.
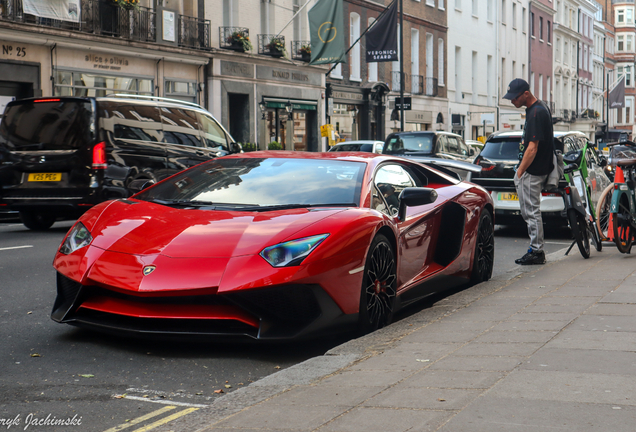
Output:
[164,80,197,103]
[547,21,551,43]
[349,13,361,81]
[512,2,516,28]
[472,0,478,16]
[618,9,625,24]
[522,7,526,32]
[331,63,342,79]
[455,0,461,10]
[456,47,462,102]
[426,33,434,94]
[539,74,543,100]
[487,55,493,106]
[487,0,493,21]
[54,71,153,97]
[223,0,239,27]
[530,12,535,37]
[618,35,624,52]
[530,72,535,95]
[472,51,477,104]
[547,76,551,103]
[439,0,444,10]
[368,18,378,82]
[501,0,506,24]
[539,16,543,40]
[426,0,435,6]
[563,40,568,65]
[629,34,634,52]
[556,37,560,62]
[628,8,634,24]
[392,24,401,89]
[438,38,445,85]
[411,29,420,93]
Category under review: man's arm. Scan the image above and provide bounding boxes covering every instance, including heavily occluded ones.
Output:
[516,140,539,178]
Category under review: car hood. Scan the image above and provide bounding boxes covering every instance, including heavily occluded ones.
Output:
[88,199,347,258]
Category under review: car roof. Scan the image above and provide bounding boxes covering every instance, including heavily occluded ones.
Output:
[332,140,384,146]
[488,130,588,139]
[388,131,461,137]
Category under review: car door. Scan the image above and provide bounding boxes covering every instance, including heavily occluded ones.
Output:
[372,163,435,290]
[160,106,212,176]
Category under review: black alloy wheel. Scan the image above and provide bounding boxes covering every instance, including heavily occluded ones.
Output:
[470,209,495,284]
[568,209,590,259]
[19,211,56,231]
[358,234,397,334]
[613,198,633,254]
[589,218,602,252]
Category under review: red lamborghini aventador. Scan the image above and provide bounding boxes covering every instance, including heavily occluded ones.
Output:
[51,152,494,340]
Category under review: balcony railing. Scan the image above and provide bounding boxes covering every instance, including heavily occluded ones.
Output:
[0,0,209,50]
[258,34,285,57]
[219,27,251,51]
[391,71,405,92]
[179,15,210,50]
[425,77,438,97]
[411,75,423,95]
[291,40,311,62]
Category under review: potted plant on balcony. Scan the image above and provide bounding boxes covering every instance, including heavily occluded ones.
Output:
[111,0,139,10]
[227,31,252,52]
[266,38,286,58]
[299,44,311,62]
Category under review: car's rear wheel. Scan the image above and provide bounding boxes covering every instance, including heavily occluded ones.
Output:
[470,209,494,284]
[358,234,397,334]
[19,211,56,231]
[568,209,590,259]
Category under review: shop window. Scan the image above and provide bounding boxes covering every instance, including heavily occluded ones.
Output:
[54,70,153,97]
[164,80,197,103]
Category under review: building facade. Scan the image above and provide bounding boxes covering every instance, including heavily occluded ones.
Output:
[609,0,635,137]
[447,0,498,140]
[529,0,556,115]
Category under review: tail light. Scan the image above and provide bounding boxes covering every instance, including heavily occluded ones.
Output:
[33,98,61,103]
[92,142,107,169]
[564,186,571,195]
[541,192,559,197]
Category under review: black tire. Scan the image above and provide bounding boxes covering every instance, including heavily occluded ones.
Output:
[19,211,56,231]
[613,197,633,254]
[358,234,397,334]
[470,209,494,284]
[589,221,602,252]
[596,184,613,241]
[568,209,590,259]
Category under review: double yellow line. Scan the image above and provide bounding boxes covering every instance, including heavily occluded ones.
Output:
[103,405,199,432]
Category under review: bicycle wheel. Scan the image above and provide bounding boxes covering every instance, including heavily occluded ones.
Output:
[613,196,633,254]
[595,184,613,241]
[568,209,590,259]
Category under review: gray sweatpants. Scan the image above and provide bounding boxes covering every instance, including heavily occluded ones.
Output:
[514,171,548,252]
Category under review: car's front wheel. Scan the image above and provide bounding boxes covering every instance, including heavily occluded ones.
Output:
[19,211,56,231]
[358,234,397,334]
[470,209,494,284]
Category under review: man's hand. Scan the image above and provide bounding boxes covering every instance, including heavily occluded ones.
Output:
[517,140,539,178]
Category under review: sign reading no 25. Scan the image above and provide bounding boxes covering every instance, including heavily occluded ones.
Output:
[2,45,27,57]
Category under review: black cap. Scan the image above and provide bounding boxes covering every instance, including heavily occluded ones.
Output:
[503,78,530,100]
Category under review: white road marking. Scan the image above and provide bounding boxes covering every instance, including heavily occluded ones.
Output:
[0,245,33,251]
[117,395,209,408]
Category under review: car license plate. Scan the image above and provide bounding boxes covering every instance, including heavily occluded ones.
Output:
[28,173,62,182]
[499,192,518,201]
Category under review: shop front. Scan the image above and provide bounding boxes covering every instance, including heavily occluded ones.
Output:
[327,83,389,143]
[211,57,325,151]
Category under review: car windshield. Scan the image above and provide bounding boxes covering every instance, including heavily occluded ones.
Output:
[384,134,433,154]
[135,157,366,208]
[330,144,370,152]
[480,138,520,160]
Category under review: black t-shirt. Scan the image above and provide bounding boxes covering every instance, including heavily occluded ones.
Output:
[519,100,554,176]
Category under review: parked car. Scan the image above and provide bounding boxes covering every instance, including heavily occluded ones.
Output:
[382,131,478,180]
[51,151,494,341]
[471,130,611,225]
[466,140,485,152]
[0,95,240,230]
[328,140,384,154]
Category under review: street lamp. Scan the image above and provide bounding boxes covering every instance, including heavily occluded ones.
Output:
[258,100,267,151]
[285,101,294,151]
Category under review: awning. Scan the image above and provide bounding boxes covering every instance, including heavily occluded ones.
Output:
[263,97,317,111]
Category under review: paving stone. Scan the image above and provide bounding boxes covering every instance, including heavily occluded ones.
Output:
[508,311,581,322]
[452,342,543,357]
[599,291,636,304]
[427,356,523,372]
[400,370,505,389]
[387,341,462,358]
[570,315,636,332]
[473,330,558,344]
[211,403,348,430]
[363,386,484,410]
[318,370,412,387]
[487,369,636,405]
[488,320,572,332]
[553,284,614,296]
[585,303,636,315]
[397,330,484,344]
[545,329,636,351]
[520,348,636,375]
[266,385,385,407]
[533,295,600,305]
[520,303,592,314]
[438,397,636,432]
[317,407,454,432]
[351,353,444,372]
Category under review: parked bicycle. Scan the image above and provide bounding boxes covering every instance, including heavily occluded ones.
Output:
[610,158,636,253]
[559,140,604,258]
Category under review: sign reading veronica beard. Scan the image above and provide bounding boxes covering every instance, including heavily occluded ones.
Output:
[23,0,80,22]
[365,0,398,63]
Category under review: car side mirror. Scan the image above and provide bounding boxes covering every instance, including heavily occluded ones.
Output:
[230,142,243,153]
[397,187,438,221]
[128,179,155,194]
[469,147,476,156]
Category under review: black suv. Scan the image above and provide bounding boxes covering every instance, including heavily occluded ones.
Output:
[0,96,240,230]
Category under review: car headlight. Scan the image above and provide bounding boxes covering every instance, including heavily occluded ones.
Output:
[260,234,329,267]
[60,222,93,255]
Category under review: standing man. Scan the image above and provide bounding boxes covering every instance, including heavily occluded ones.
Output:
[503,78,554,265]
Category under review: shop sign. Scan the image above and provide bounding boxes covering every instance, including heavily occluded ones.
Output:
[220,61,252,78]
[265,101,316,111]
[256,66,322,86]
[85,54,130,71]
[332,91,363,102]
[405,110,432,123]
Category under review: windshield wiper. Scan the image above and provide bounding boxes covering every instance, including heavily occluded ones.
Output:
[150,199,215,207]
[237,203,357,212]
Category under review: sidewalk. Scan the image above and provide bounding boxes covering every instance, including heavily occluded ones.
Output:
[170,246,636,432]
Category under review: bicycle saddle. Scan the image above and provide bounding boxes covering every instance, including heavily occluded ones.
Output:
[616,158,636,167]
